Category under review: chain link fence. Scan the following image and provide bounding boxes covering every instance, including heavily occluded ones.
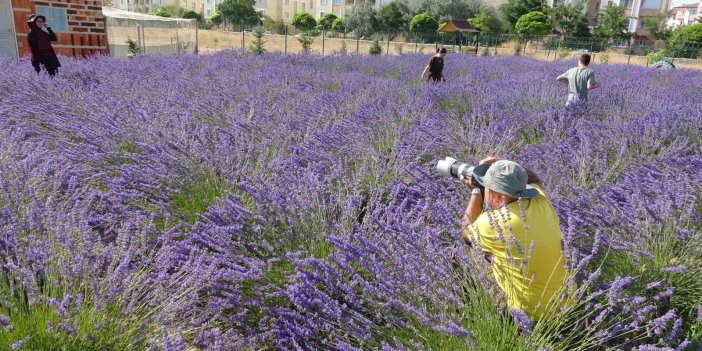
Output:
[104,7,198,57]
[192,25,702,68]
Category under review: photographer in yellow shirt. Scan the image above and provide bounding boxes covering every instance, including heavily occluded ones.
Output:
[460,158,568,320]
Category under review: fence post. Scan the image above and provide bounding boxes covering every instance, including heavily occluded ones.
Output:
[322,30,325,56]
[553,38,558,62]
[671,49,676,64]
[241,21,245,49]
[627,41,632,65]
[284,25,288,54]
[386,32,390,55]
[356,35,359,54]
[415,35,418,53]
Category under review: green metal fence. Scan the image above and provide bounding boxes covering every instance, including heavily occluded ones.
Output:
[207,23,702,64]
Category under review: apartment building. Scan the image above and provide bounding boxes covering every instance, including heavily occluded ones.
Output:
[547,0,671,37]
[260,0,418,23]
[0,0,107,58]
[667,1,701,27]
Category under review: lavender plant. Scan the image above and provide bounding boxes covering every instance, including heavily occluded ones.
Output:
[0,52,700,350]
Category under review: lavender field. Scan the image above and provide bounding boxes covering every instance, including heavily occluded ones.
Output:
[0,52,701,351]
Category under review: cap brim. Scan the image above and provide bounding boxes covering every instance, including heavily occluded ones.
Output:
[516,185,539,199]
[471,163,491,186]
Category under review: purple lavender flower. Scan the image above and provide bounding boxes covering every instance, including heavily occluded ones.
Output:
[660,265,686,274]
[509,309,533,336]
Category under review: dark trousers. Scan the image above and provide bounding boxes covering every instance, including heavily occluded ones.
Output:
[428,73,444,82]
[33,61,58,77]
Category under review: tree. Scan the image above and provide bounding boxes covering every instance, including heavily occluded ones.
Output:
[346,3,380,38]
[297,32,315,53]
[379,0,412,32]
[548,3,591,38]
[593,3,630,41]
[331,17,345,32]
[369,38,383,54]
[665,23,702,58]
[209,11,223,26]
[643,12,671,41]
[217,0,262,27]
[515,11,550,36]
[249,26,266,54]
[499,0,545,31]
[409,13,438,34]
[291,12,317,31]
[152,5,181,17]
[318,13,338,30]
[263,15,286,34]
[418,0,481,22]
[468,5,504,35]
[182,9,204,23]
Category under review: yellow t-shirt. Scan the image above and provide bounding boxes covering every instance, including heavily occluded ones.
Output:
[468,184,568,320]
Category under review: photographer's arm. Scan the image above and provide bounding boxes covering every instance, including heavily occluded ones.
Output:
[421,65,429,79]
[460,181,483,244]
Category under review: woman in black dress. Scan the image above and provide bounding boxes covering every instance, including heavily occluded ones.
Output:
[420,47,447,82]
[27,14,61,77]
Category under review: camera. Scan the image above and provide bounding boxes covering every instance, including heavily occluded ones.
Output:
[436,157,484,189]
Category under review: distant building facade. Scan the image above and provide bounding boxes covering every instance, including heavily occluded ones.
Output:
[547,0,672,38]
[667,1,701,28]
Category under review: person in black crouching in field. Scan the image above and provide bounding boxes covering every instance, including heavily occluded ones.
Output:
[421,47,447,82]
[27,14,61,77]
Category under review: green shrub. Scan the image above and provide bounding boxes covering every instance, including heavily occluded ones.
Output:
[599,51,610,64]
[647,49,666,64]
[297,32,315,54]
[249,26,266,55]
[369,39,383,55]
[182,9,204,22]
[292,12,317,31]
[557,45,571,59]
[125,38,140,57]
[665,23,702,59]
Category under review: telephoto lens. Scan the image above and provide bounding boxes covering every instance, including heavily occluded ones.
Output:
[436,157,474,179]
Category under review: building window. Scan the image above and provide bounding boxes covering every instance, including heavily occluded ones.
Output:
[35,6,68,32]
[285,12,289,18]
[320,11,325,17]
[320,0,327,4]
[332,0,340,4]
[207,9,211,15]
[620,0,633,8]
[285,0,288,4]
[302,2,305,10]
[191,2,195,8]
[690,9,698,16]
[640,0,661,9]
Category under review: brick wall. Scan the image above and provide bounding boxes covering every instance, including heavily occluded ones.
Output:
[12,0,108,57]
